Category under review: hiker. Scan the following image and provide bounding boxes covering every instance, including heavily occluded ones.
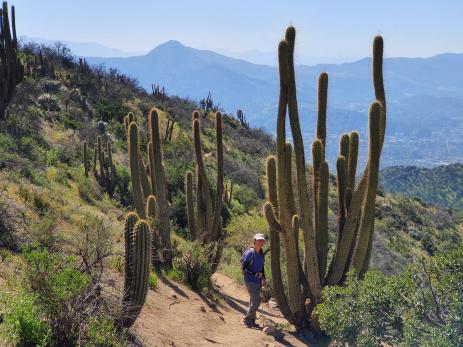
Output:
[241,233,267,328]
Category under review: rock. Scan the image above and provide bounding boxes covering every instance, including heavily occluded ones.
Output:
[263,325,278,336]
[268,298,278,309]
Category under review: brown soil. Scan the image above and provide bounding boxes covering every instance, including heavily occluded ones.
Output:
[133,273,311,346]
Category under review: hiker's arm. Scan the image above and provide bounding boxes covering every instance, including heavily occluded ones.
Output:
[242,250,252,271]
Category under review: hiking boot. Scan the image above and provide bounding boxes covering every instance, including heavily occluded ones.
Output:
[244,319,260,328]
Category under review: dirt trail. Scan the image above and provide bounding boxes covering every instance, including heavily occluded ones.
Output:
[134,273,310,346]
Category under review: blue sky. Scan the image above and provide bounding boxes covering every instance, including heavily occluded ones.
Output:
[10,0,463,60]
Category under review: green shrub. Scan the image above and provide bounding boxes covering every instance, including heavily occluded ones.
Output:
[232,184,259,211]
[86,316,128,347]
[0,248,93,346]
[22,247,91,311]
[114,163,131,206]
[0,290,51,346]
[0,132,17,153]
[218,247,243,284]
[225,212,267,250]
[315,245,463,347]
[19,247,91,344]
[0,248,11,262]
[149,272,159,289]
[94,100,129,122]
[172,241,214,291]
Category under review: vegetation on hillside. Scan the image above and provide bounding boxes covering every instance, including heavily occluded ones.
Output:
[381,163,463,210]
[315,244,463,347]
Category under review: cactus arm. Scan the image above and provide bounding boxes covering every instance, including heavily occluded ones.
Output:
[336,155,347,242]
[276,40,290,229]
[193,114,213,241]
[149,109,172,266]
[185,171,196,240]
[210,112,224,242]
[285,215,308,329]
[347,132,359,190]
[265,156,294,324]
[128,123,146,218]
[350,101,382,272]
[285,26,321,302]
[195,165,205,242]
[148,142,157,196]
[312,139,323,234]
[263,202,282,233]
[317,72,328,157]
[83,141,89,177]
[138,153,151,200]
[317,161,329,283]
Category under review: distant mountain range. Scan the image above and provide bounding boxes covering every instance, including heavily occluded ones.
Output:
[81,40,463,168]
[21,36,145,57]
[381,164,463,210]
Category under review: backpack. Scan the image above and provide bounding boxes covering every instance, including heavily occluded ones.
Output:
[240,248,256,274]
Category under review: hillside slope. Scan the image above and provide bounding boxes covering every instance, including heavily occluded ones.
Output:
[381,164,463,210]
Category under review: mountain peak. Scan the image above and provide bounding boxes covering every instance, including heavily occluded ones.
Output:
[147,40,188,55]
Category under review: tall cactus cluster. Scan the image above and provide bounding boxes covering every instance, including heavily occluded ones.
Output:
[0,1,24,119]
[263,27,386,332]
[124,109,172,268]
[82,137,117,196]
[184,111,226,272]
[120,212,151,328]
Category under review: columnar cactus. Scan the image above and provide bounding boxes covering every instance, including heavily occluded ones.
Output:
[121,213,151,328]
[126,108,172,268]
[0,1,24,119]
[223,181,233,206]
[184,111,226,272]
[263,27,386,333]
[83,141,89,177]
[84,136,117,196]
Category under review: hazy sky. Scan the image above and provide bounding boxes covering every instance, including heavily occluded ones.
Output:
[10,0,463,60]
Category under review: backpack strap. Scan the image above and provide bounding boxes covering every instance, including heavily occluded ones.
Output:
[248,248,255,267]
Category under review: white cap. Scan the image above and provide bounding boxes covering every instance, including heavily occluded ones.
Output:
[254,233,266,241]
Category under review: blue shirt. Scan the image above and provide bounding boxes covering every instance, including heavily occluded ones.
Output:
[243,248,265,285]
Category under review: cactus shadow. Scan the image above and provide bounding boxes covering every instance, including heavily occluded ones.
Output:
[219,292,281,320]
[197,292,224,315]
[157,272,190,299]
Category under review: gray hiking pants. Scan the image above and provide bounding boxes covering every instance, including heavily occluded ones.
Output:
[244,281,261,322]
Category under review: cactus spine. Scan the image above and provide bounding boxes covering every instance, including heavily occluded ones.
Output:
[184,111,226,272]
[126,108,172,267]
[263,27,386,333]
[0,1,24,119]
[121,213,151,328]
